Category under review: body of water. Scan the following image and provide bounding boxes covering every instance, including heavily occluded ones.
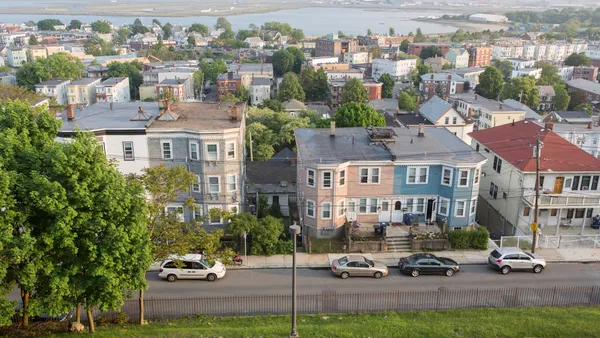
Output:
[0,7,461,36]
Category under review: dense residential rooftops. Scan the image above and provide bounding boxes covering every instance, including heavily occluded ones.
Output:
[147,102,245,131]
[419,96,452,123]
[295,127,485,165]
[502,99,540,120]
[450,93,523,112]
[421,73,465,82]
[469,120,600,172]
[35,79,70,87]
[217,73,243,80]
[566,78,600,95]
[58,103,158,133]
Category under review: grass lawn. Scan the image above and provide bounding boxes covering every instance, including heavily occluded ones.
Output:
[309,238,346,254]
[38,306,600,338]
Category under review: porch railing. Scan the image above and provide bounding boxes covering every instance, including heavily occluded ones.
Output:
[523,190,600,207]
[500,234,600,249]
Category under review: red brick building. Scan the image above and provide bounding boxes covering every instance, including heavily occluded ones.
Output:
[467,46,492,67]
[217,72,243,99]
[572,66,599,82]
[407,43,451,57]
[315,38,359,57]
[329,78,382,109]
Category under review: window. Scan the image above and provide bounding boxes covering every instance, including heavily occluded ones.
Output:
[407,166,428,184]
[575,208,585,218]
[161,140,172,159]
[406,198,414,212]
[338,200,345,217]
[458,169,469,187]
[439,198,449,216]
[492,156,502,173]
[474,168,480,184]
[321,202,331,219]
[592,176,599,190]
[227,175,237,192]
[189,141,199,160]
[455,200,466,217]
[321,171,332,189]
[192,175,201,192]
[166,206,184,222]
[452,116,457,124]
[587,208,593,218]
[208,176,220,193]
[523,207,531,217]
[470,198,477,215]
[306,200,315,218]
[369,198,378,213]
[572,176,580,190]
[339,170,346,186]
[489,182,498,199]
[416,198,425,213]
[565,178,573,189]
[307,169,316,188]
[123,141,134,161]
[359,167,380,184]
[581,176,591,190]
[348,200,356,213]
[227,142,235,159]
[566,209,574,218]
[206,144,218,161]
[359,198,368,214]
[441,167,453,186]
[193,204,203,221]
[445,117,449,124]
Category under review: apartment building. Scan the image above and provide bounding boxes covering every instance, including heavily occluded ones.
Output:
[572,66,599,82]
[329,78,382,109]
[536,85,555,111]
[417,95,474,144]
[67,78,102,105]
[548,120,600,158]
[324,68,364,81]
[27,46,48,61]
[470,121,600,238]
[449,93,526,130]
[35,79,71,105]
[420,73,465,100]
[424,57,450,73]
[306,56,340,68]
[315,38,359,57]
[217,72,243,99]
[467,46,491,67]
[371,58,418,81]
[6,47,27,67]
[142,67,195,85]
[226,63,274,87]
[511,68,542,79]
[95,77,130,103]
[342,51,371,65]
[295,125,486,238]
[443,67,485,87]
[445,48,469,69]
[249,77,272,106]
[156,78,194,101]
[407,43,451,57]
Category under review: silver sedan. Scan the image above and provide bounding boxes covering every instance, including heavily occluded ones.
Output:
[331,255,389,279]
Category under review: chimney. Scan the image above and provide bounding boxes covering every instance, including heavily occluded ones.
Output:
[512,119,515,126]
[499,103,503,110]
[475,94,478,100]
[231,104,238,121]
[330,120,336,137]
[417,123,425,137]
[468,107,472,118]
[545,122,554,131]
[66,104,75,121]
[110,102,113,111]
[588,121,593,129]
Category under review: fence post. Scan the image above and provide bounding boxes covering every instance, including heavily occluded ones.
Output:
[588,286,595,307]
[551,286,557,307]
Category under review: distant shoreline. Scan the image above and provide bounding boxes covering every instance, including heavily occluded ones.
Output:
[417,19,511,33]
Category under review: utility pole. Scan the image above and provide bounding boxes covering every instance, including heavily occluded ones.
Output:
[532,134,541,253]
[249,131,254,162]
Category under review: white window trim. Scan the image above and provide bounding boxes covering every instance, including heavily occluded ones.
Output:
[458,169,470,188]
[227,174,237,192]
[166,205,184,222]
[307,169,316,188]
[321,202,332,220]
[206,143,219,161]
[321,171,332,189]
[441,166,453,187]
[338,199,345,217]
[207,175,220,193]
[470,198,477,216]
[358,198,368,214]
[407,166,429,184]
[193,203,204,220]
[192,175,201,192]
[306,199,315,219]
[455,200,466,218]
[438,197,450,217]
[416,197,425,213]
[358,167,381,185]
[161,139,173,160]
[189,141,199,160]
[226,141,236,160]
[123,141,134,161]
[339,169,346,187]
[474,167,480,185]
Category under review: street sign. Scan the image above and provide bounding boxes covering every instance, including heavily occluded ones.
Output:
[530,223,538,232]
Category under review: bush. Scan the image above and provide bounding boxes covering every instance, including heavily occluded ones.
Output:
[448,230,469,249]
[274,239,293,254]
[470,227,490,250]
[449,227,489,250]
[97,316,110,326]
[113,312,129,324]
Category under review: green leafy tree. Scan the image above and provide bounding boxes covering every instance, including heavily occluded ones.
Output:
[247,122,276,161]
[370,46,382,59]
[341,78,369,104]
[28,35,38,45]
[0,66,11,73]
[334,102,385,127]
[564,52,592,67]
[298,109,331,128]
[552,84,571,111]
[501,76,539,109]
[537,62,563,86]
[163,24,173,40]
[37,19,63,31]
[69,19,82,30]
[152,19,162,26]
[575,103,594,116]
[219,29,236,40]
[475,66,504,99]
[236,85,250,102]
[84,36,117,56]
[272,49,295,76]
[200,59,227,84]
[215,17,232,31]
[493,59,513,80]
[187,35,196,46]
[299,67,328,101]
[91,20,111,33]
[389,27,395,36]
[107,60,143,100]
[188,23,209,36]
[397,91,416,111]
[568,89,588,109]
[367,28,373,35]
[420,46,443,60]
[286,47,306,74]
[192,70,204,99]
[251,216,285,255]
[399,39,410,53]
[237,29,258,41]
[16,52,85,90]
[115,28,130,45]
[132,20,149,35]
[413,27,427,43]
[435,84,445,99]
[259,99,284,112]
[278,72,306,102]
[442,62,454,70]
[378,73,395,99]
[290,28,304,42]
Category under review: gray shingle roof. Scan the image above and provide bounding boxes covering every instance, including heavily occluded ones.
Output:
[421,73,465,82]
[536,85,555,97]
[57,102,159,134]
[246,162,297,194]
[502,99,540,120]
[419,96,452,123]
[554,110,592,122]
[69,78,101,86]
[567,78,600,95]
[35,79,70,87]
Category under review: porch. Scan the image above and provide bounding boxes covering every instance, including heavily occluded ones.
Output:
[517,206,600,237]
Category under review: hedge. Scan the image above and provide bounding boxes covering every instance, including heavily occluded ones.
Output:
[449,227,489,250]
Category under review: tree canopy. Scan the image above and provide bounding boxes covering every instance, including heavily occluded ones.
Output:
[272,49,296,76]
[215,17,232,31]
[475,66,504,99]
[501,76,540,109]
[90,20,111,33]
[334,102,386,128]
[397,91,416,111]
[493,59,513,81]
[37,19,62,31]
[278,73,305,102]
[69,19,82,30]
[378,73,395,99]
[413,28,427,43]
[564,52,592,67]
[188,23,209,36]
[107,60,143,100]
[299,68,328,101]
[200,59,227,84]
[84,37,117,56]
[16,52,85,90]
[420,46,443,60]
[341,78,369,105]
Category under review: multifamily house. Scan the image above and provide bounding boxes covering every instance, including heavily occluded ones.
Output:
[249,77,272,106]
[67,78,102,105]
[470,121,600,239]
[96,77,130,103]
[420,73,465,100]
[418,96,474,144]
[449,93,526,130]
[57,101,247,225]
[295,124,486,239]
[445,49,469,69]
[155,78,194,101]
[548,121,600,158]
[35,79,71,105]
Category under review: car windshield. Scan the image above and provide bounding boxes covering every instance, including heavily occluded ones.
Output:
[490,250,502,259]
[338,256,348,265]
[364,258,374,267]
[524,252,534,259]
[199,259,214,269]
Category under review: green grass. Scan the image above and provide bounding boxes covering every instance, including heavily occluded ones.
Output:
[309,238,346,254]
[43,306,600,338]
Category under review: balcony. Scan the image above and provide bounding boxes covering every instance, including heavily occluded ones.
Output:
[523,189,600,207]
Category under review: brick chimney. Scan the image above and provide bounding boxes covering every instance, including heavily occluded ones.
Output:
[330,120,336,138]
[545,122,554,131]
[499,103,503,110]
[468,107,472,118]
[231,104,238,121]
[66,104,75,121]
[417,123,425,137]
[588,121,593,129]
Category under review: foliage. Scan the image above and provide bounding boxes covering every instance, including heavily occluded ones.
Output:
[91,20,111,33]
[290,28,305,42]
[370,46,382,59]
[69,19,82,30]
[278,73,306,102]
[237,29,258,41]
[434,84,445,99]
[367,28,373,35]
[568,89,588,109]
[272,49,296,76]
[251,216,285,255]
[107,60,143,100]
[28,35,38,45]
[413,27,427,43]
[399,39,410,53]
[420,46,443,60]
[146,42,188,61]
[442,62,454,70]
[298,109,330,128]
[215,17,232,31]
[188,24,209,36]
[448,230,469,249]
[389,27,395,36]
[226,212,258,236]
[0,84,45,104]
[0,66,11,73]
[411,62,433,87]
[235,85,249,102]
[115,28,130,45]
[378,73,395,99]
[470,227,490,250]
[574,103,593,116]
[341,78,369,104]
[200,59,227,84]
[258,99,284,112]
[448,227,489,249]
[84,37,117,56]
[493,60,513,81]
[299,68,328,101]
[218,29,236,40]
[564,52,592,67]
[505,8,600,25]
[16,52,85,90]
[286,47,306,74]
[552,84,570,111]
[397,91,416,111]
[501,76,539,109]
[334,102,385,128]
[192,70,204,99]
[536,62,563,86]
[262,21,293,36]
[162,24,173,40]
[475,66,504,99]
[37,19,63,31]
[187,35,196,46]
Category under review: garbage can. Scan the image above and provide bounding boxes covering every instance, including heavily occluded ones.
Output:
[592,215,600,230]
[403,213,415,226]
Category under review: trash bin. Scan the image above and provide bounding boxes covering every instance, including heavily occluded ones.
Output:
[592,215,600,230]
[403,213,415,226]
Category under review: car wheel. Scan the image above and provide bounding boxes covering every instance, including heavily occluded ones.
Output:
[501,266,511,275]
[207,273,217,282]
[167,274,177,282]
[340,272,350,279]
[411,269,420,277]
[445,269,454,277]
[533,265,543,274]
[374,271,383,279]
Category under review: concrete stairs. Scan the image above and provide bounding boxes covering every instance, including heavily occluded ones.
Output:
[386,235,411,252]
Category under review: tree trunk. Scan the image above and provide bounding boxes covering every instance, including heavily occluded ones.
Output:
[76,303,81,323]
[21,289,29,328]
[139,289,144,325]
[87,309,95,333]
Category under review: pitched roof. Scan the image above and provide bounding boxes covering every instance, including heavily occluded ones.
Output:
[419,96,452,123]
[502,99,540,120]
[554,110,592,123]
[536,85,555,96]
[246,162,297,194]
[421,73,465,82]
[566,78,600,95]
[283,99,306,110]
[269,147,296,162]
[469,120,600,172]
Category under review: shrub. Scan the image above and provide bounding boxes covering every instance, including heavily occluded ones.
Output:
[449,227,489,250]
[448,230,469,249]
[470,227,490,250]
[274,239,294,254]
[97,315,110,326]
[113,311,129,324]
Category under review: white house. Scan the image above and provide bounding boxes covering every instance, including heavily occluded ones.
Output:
[306,56,339,68]
[35,79,71,105]
[449,93,526,130]
[6,47,27,67]
[418,95,474,144]
[96,77,131,103]
[557,66,574,82]
[244,37,265,49]
[371,58,417,81]
[506,58,536,70]
[250,77,271,106]
[511,68,542,79]
[549,121,600,158]
[445,48,469,69]
[324,68,363,81]
[342,51,370,65]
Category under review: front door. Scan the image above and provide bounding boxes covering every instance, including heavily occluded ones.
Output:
[346,200,356,221]
[554,177,564,194]
[426,199,436,222]
[379,201,391,223]
[392,200,403,223]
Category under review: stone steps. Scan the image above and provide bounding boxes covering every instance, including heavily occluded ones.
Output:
[386,235,411,252]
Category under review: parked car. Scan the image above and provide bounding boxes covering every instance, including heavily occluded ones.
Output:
[331,255,388,279]
[488,247,546,275]
[158,254,226,282]
[398,253,460,277]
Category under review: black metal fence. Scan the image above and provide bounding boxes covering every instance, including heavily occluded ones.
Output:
[84,285,600,322]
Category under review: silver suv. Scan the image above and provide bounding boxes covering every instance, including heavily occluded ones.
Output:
[488,248,546,275]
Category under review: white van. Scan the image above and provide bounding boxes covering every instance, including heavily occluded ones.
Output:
[158,254,226,282]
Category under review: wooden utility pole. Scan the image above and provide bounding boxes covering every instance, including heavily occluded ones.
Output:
[532,134,541,253]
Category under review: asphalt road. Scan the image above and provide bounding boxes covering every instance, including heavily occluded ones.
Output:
[145,263,600,298]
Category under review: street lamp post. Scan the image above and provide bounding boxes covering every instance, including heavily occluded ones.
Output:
[289,224,300,338]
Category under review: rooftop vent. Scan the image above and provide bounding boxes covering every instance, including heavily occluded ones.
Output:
[130,106,152,121]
